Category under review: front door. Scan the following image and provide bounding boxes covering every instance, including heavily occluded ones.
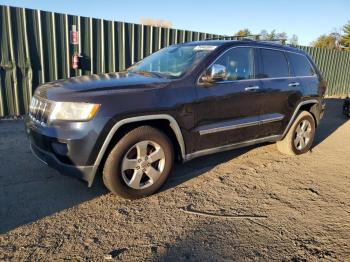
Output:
[193,47,266,152]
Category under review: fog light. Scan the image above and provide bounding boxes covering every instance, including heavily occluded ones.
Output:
[51,142,68,156]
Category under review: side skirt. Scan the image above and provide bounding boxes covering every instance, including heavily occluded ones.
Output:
[183,134,281,162]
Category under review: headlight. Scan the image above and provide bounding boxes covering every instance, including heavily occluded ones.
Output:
[49,101,100,121]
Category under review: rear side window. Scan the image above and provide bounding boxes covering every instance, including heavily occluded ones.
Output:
[287,53,315,76]
[259,49,289,78]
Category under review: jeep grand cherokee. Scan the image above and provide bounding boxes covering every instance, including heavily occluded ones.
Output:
[26,40,326,199]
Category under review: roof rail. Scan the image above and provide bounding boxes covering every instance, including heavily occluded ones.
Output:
[260,39,287,45]
[204,34,261,40]
[204,35,288,45]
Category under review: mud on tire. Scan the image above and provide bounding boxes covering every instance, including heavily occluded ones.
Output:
[276,111,316,156]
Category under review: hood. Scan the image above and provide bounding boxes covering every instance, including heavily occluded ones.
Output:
[35,72,170,100]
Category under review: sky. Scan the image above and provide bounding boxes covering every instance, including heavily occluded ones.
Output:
[0,0,349,46]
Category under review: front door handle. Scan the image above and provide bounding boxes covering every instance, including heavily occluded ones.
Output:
[289,82,300,87]
[245,86,260,91]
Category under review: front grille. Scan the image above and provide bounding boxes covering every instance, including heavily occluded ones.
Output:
[29,96,52,126]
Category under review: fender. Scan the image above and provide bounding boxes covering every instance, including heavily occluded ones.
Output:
[281,99,320,139]
[90,114,186,184]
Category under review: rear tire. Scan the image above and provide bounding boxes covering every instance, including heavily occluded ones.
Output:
[103,126,174,199]
[276,111,316,156]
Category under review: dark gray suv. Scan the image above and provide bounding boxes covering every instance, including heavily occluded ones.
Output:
[26,40,326,199]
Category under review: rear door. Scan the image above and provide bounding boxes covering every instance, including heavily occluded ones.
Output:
[193,47,266,151]
[257,48,301,137]
[286,52,320,99]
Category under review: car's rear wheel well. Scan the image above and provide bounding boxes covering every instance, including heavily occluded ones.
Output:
[99,119,182,173]
[299,103,319,127]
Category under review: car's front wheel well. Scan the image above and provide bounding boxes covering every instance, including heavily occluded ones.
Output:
[99,119,183,173]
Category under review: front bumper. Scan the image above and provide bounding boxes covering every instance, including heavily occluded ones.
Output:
[30,142,96,186]
[25,115,106,186]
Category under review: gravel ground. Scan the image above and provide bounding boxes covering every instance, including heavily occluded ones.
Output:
[0,98,349,261]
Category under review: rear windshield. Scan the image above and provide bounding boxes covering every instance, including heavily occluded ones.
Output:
[287,53,315,77]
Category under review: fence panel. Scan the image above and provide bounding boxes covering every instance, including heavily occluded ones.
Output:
[297,45,350,96]
[0,5,349,117]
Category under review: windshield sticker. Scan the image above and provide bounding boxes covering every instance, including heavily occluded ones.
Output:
[194,45,218,51]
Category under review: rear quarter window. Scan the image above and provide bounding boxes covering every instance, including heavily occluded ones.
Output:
[259,49,289,78]
[287,52,315,76]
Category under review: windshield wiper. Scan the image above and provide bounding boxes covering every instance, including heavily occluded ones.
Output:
[131,70,169,79]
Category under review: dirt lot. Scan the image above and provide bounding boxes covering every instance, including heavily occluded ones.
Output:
[0,98,349,261]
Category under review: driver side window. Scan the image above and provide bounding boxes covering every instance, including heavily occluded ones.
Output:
[215,47,255,81]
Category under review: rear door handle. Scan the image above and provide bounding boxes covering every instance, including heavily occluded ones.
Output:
[289,82,300,87]
[244,86,260,91]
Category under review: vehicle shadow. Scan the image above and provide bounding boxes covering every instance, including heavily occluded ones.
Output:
[164,146,254,192]
[0,120,108,234]
[312,98,348,147]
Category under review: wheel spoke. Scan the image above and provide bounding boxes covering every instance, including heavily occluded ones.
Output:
[145,167,161,182]
[148,147,165,163]
[296,125,302,134]
[128,169,144,189]
[304,129,312,139]
[294,136,301,146]
[136,141,148,158]
[299,137,306,149]
[122,158,138,171]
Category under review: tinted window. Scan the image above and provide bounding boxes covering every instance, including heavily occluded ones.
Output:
[259,49,289,78]
[287,53,315,76]
[214,47,254,80]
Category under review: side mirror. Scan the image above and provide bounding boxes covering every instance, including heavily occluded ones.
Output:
[202,64,227,83]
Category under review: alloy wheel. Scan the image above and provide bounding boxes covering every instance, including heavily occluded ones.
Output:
[294,119,312,150]
[121,140,165,189]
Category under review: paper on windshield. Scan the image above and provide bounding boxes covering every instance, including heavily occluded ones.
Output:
[193,45,218,51]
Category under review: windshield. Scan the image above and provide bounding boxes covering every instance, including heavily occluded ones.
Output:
[128,45,217,78]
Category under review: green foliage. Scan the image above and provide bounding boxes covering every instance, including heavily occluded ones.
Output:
[311,32,342,50]
[340,21,350,51]
[260,29,287,41]
[235,29,252,37]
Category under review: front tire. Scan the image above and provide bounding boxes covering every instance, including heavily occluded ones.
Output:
[276,111,316,156]
[103,126,174,199]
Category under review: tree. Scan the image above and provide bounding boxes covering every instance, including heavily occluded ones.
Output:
[260,29,268,40]
[311,31,342,50]
[261,29,277,40]
[340,21,350,51]
[289,34,299,45]
[234,28,293,43]
[140,17,172,28]
[235,29,251,37]
[277,32,287,40]
[259,29,287,43]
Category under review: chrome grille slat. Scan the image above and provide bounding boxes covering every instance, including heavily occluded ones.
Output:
[29,96,50,126]
[41,102,47,123]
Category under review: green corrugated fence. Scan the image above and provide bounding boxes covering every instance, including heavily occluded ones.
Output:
[297,45,350,96]
[0,5,349,117]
